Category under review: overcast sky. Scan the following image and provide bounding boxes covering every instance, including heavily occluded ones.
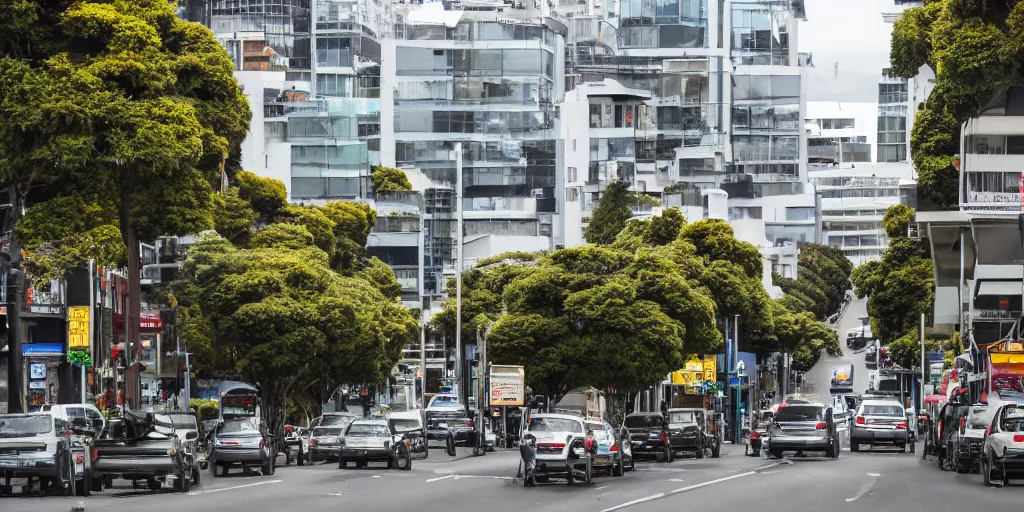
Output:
[798,0,901,102]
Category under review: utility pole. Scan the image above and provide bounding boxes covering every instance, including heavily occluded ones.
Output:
[454,141,464,409]
[4,187,24,413]
[920,312,926,409]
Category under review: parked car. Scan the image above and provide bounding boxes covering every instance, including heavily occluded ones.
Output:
[150,410,206,485]
[951,404,992,473]
[425,418,459,456]
[584,420,632,476]
[388,411,428,458]
[484,425,497,452]
[666,408,720,458]
[208,382,274,477]
[830,365,855,393]
[851,399,912,453]
[936,402,970,470]
[93,409,193,492]
[748,408,774,457]
[520,414,594,485]
[309,426,346,462]
[301,412,359,465]
[624,412,672,462]
[45,404,107,439]
[767,402,840,458]
[982,402,1024,486]
[338,419,413,470]
[0,412,95,496]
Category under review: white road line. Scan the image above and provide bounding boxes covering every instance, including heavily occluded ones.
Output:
[845,474,881,502]
[669,478,685,482]
[595,485,608,491]
[600,493,666,512]
[426,475,455,483]
[866,473,880,477]
[669,471,755,494]
[188,479,281,496]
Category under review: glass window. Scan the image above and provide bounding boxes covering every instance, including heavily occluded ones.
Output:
[346,423,390,436]
[862,404,904,417]
[624,415,663,428]
[502,49,542,75]
[774,406,823,422]
[786,207,815,221]
[528,417,583,433]
[969,135,1005,154]
[1007,136,1024,155]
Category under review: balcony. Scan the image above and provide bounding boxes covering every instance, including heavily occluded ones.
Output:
[963,191,1022,212]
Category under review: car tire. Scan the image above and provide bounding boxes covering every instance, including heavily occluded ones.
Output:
[613,453,624,477]
[399,446,412,471]
[769,448,783,459]
[566,465,575,486]
[91,474,103,493]
[297,447,305,466]
[711,439,721,459]
[147,478,161,491]
[76,475,91,497]
[192,466,201,487]
[899,443,906,454]
[446,436,457,457]
[851,442,859,453]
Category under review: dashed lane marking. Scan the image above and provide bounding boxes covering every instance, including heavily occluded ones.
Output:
[601,463,782,512]
[187,480,282,496]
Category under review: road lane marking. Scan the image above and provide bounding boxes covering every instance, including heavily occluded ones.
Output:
[188,480,281,496]
[595,485,608,491]
[669,478,684,482]
[601,493,666,512]
[845,474,881,502]
[426,475,455,483]
[669,471,755,494]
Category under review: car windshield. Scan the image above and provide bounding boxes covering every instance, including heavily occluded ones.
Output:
[322,415,356,428]
[0,415,52,437]
[312,427,342,437]
[1000,407,1024,432]
[775,406,823,422]
[624,415,663,428]
[863,404,904,417]
[967,407,993,429]
[347,423,390,437]
[669,411,697,424]
[430,396,460,408]
[528,418,583,433]
[220,394,257,419]
[154,414,197,429]
[389,419,420,432]
[219,418,259,433]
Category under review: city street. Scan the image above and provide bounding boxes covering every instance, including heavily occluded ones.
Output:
[804,295,872,397]
[4,442,1024,512]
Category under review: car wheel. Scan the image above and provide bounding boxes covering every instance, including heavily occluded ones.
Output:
[91,474,103,493]
[76,474,91,497]
[297,447,305,466]
[769,448,783,459]
[192,466,201,487]
[446,436,457,457]
[400,446,412,471]
[612,453,624,477]
[565,465,575,486]
[711,439,721,459]
[851,442,859,453]
[147,478,161,491]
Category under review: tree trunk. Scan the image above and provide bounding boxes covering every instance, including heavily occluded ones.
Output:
[119,200,142,409]
[5,186,25,413]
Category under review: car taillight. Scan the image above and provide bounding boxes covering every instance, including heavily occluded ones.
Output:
[815,422,827,430]
[750,431,759,439]
[1015,435,1024,443]
[63,430,75,435]
[259,439,265,449]
[856,416,865,425]
[168,449,177,457]
[959,417,966,431]
[659,431,667,442]
[404,439,411,447]
[610,443,618,452]
[311,439,318,446]
[75,454,84,464]
[985,425,991,437]
[896,422,907,429]
[466,420,473,428]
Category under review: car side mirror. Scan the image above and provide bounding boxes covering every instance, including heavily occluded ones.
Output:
[186,431,199,440]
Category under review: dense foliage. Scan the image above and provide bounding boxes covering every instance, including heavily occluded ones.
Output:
[890,0,1024,209]
[852,206,935,345]
[175,176,415,436]
[438,210,840,397]
[584,181,633,245]
[773,244,854,321]
[371,165,413,193]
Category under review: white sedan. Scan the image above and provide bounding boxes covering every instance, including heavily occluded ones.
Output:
[982,402,1024,486]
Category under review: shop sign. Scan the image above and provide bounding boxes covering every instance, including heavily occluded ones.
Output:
[489,365,525,406]
[22,343,63,356]
[68,306,90,349]
[140,314,163,330]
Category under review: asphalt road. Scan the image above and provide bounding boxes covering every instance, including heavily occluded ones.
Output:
[5,440,1024,512]
[803,295,871,398]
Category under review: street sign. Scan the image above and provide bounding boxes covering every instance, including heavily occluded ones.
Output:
[489,365,525,406]
[68,306,90,349]
[927,351,944,363]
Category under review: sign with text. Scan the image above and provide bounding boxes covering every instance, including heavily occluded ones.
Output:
[68,306,90,350]
[489,365,525,406]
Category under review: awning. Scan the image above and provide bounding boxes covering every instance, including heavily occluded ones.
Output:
[976,281,1023,297]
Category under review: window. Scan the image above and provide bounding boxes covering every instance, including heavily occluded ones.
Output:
[567,167,578,183]
[786,207,815,221]
[567,187,580,202]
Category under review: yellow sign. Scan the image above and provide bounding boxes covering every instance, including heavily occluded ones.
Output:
[68,306,90,349]
[671,356,717,386]
[991,352,1024,364]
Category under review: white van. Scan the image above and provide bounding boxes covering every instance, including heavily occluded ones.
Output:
[43,403,106,434]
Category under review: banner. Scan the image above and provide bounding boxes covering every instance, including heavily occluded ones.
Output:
[671,356,716,387]
[489,365,525,406]
[68,306,90,349]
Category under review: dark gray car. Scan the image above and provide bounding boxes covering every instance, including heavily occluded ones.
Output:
[767,403,840,459]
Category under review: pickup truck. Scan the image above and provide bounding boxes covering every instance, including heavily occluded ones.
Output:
[93,409,194,492]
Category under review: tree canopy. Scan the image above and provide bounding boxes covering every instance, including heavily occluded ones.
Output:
[584,181,633,245]
[175,177,415,436]
[852,205,934,344]
[439,209,841,396]
[773,243,854,321]
[371,165,413,193]
[890,0,1024,209]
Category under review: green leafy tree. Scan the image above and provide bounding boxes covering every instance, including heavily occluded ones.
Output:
[891,0,1022,209]
[236,170,287,222]
[0,1,251,371]
[371,165,413,193]
[852,206,935,343]
[773,243,853,321]
[585,181,633,245]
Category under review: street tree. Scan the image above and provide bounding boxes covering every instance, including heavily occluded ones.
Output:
[584,181,633,244]
[0,0,251,379]
[852,206,935,343]
[890,0,1023,208]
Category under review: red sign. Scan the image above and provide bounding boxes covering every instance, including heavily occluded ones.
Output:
[140,314,162,330]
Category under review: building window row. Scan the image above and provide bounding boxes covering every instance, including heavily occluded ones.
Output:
[394,109,554,134]
[396,48,554,79]
[966,134,1024,155]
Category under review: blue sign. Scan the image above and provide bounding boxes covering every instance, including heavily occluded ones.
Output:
[927,351,944,363]
[22,343,63,355]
